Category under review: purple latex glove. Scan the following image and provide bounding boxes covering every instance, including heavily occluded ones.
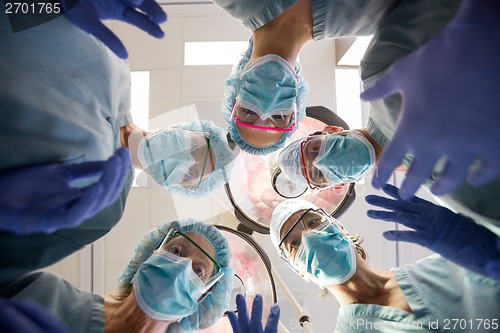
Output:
[228,294,280,333]
[361,0,500,199]
[366,184,500,280]
[0,148,130,234]
[0,299,68,333]
[59,0,167,58]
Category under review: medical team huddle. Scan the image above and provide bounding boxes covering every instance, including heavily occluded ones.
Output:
[0,0,499,332]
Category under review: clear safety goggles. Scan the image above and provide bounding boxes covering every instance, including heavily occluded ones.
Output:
[158,222,224,294]
[299,134,347,190]
[230,97,297,132]
[278,208,334,264]
[171,137,212,191]
[299,135,331,190]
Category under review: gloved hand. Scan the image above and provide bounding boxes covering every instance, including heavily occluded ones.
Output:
[228,294,280,333]
[366,184,500,279]
[361,0,500,199]
[0,299,68,333]
[59,0,167,59]
[0,148,130,235]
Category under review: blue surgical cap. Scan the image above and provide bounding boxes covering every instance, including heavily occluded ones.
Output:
[270,199,318,256]
[278,137,309,188]
[168,119,236,198]
[221,37,309,155]
[118,218,233,333]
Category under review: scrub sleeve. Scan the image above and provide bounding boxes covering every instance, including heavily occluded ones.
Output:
[0,272,105,333]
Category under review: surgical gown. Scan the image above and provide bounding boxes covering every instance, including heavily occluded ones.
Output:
[361,0,500,234]
[0,272,104,333]
[0,12,133,284]
[336,255,500,332]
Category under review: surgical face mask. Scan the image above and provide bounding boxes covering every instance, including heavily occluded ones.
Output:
[293,223,357,286]
[235,55,298,129]
[307,132,375,188]
[137,129,210,187]
[133,251,205,321]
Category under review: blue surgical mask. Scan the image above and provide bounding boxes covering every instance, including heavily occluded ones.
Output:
[237,54,298,118]
[293,223,357,286]
[313,132,375,186]
[133,251,204,321]
[137,129,208,187]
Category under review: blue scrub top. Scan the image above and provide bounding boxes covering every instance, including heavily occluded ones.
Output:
[0,11,132,169]
[336,255,500,332]
[211,0,400,39]
[0,12,134,284]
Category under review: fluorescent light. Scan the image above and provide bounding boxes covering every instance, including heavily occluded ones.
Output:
[130,71,150,130]
[337,36,372,66]
[335,68,362,129]
[130,71,150,188]
[184,41,249,66]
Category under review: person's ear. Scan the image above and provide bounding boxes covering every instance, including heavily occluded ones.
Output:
[323,125,344,134]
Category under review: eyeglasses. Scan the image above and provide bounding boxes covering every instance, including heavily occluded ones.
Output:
[158,222,223,293]
[299,135,330,190]
[278,208,332,263]
[230,97,297,132]
[182,138,211,191]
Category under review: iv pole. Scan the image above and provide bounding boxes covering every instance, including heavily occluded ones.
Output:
[271,267,314,333]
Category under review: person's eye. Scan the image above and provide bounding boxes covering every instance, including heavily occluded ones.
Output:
[288,237,301,258]
[167,244,183,257]
[192,265,206,280]
[312,142,321,153]
[271,114,286,120]
[307,218,321,228]
[243,109,256,116]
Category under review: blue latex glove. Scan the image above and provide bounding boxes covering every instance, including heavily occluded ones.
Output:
[0,148,130,235]
[228,294,280,333]
[0,299,68,333]
[60,0,167,59]
[366,184,500,280]
[361,0,500,198]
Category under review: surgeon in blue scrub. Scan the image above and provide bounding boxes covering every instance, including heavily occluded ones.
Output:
[0,219,233,333]
[215,0,460,155]
[278,119,500,236]
[0,0,235,287]
[0,0,134,284]
[270,199,500,332]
